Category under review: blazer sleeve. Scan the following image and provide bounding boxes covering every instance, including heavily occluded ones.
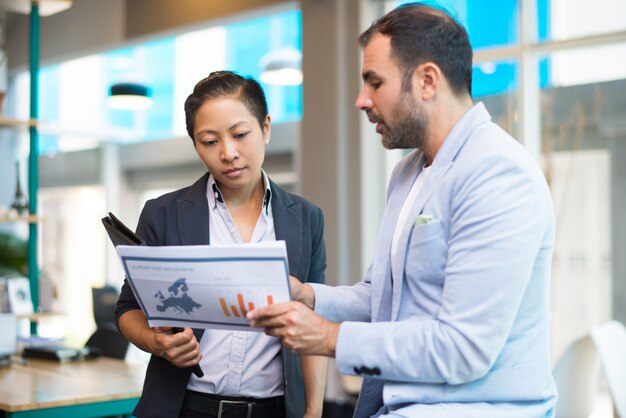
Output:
[311,271,371,323]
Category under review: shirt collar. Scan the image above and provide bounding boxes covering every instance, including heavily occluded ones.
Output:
[207,171,273,216]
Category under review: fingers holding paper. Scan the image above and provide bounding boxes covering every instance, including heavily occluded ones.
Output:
[152,326,202,369]
[247,301,339,357]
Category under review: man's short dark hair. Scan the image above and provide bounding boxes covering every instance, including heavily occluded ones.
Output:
[359,2,473,97]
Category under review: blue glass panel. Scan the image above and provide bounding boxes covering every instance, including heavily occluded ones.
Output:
[39,65,59,123]
[225,10,302,124]
[39,133,61,155]
[537,0,550,42]
[143,38,175,140]
[472,60,518,98]
[539,57,550,89]
[467,0,518,48]
[536,2,553,89]
[226,17,271,78]
[38,66,61,154]
[396,0,519,48]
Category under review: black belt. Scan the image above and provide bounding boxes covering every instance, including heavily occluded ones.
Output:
[182,390,284,418]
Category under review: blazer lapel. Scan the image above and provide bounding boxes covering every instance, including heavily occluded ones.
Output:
[389,103,492,320]
[372,152,423,321]
[177,172,211,246]
[271,181,303,278]
[390,160,452,320]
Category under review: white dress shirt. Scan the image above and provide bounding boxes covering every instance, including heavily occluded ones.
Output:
[186,171,284,398]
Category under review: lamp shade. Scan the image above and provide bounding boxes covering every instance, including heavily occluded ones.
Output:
[4,0,72,16]
[260,48,302,86]
[107,83,152,110]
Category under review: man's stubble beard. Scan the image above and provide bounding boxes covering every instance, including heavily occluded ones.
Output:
[381,91,428,151]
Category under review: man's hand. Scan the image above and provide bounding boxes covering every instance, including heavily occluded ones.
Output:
[247,301,339,357]
[289,275,315,309]
[149,326,202,369]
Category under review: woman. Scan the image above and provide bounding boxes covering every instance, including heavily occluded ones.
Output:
[116,71,327,418]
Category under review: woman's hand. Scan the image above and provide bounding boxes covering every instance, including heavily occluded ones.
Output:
[289,275,315,309]
[149,326,202,369]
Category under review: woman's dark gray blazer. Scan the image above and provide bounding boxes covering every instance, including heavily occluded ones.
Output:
[115,172,326,418]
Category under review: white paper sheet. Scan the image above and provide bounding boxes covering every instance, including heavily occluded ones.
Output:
[116,241,290,331]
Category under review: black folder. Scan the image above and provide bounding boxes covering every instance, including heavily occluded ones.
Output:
[101,212,145,247]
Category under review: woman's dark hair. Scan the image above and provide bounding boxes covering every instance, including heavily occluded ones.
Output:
[184,71,269,142]
[359,2,472,97]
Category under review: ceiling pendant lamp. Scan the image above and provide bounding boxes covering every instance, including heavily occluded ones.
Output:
[259,48,302,86]
[107,82,152,110]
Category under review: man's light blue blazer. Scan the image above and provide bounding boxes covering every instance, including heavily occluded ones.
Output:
[312,103,557,418]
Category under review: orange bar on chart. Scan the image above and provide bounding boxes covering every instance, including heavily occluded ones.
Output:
[230,305,240,317]
[248,302,255,311]
[220,298,231,317]
[267,295,274,305]
[237,294,248,316]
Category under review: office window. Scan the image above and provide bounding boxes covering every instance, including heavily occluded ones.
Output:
[11,8,302,155]
[549,149,612,360]
[472,59,520,139]
[540,43,626,359]
[538,0,626,41]
[549,43,626,87]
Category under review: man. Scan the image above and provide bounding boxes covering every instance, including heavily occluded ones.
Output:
[249,3,557,417]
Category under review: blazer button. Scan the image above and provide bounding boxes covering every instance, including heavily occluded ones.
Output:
[372,367,381,376]
[353,366,362,375]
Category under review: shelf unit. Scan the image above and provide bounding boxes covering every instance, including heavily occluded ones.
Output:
[0,215,41,224]
[16,311,64,321]
[1,3,41,333]
[0,117,37,128]
[0,116,39,326]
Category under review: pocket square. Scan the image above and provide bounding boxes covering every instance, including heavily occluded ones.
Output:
[414,214,435,227]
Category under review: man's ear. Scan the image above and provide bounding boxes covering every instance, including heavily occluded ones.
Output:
[412,62,441,101]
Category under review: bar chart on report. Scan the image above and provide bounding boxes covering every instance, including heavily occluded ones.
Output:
[219,293,276,318]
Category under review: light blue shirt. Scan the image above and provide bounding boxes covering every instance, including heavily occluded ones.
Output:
[186,171,284,398]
